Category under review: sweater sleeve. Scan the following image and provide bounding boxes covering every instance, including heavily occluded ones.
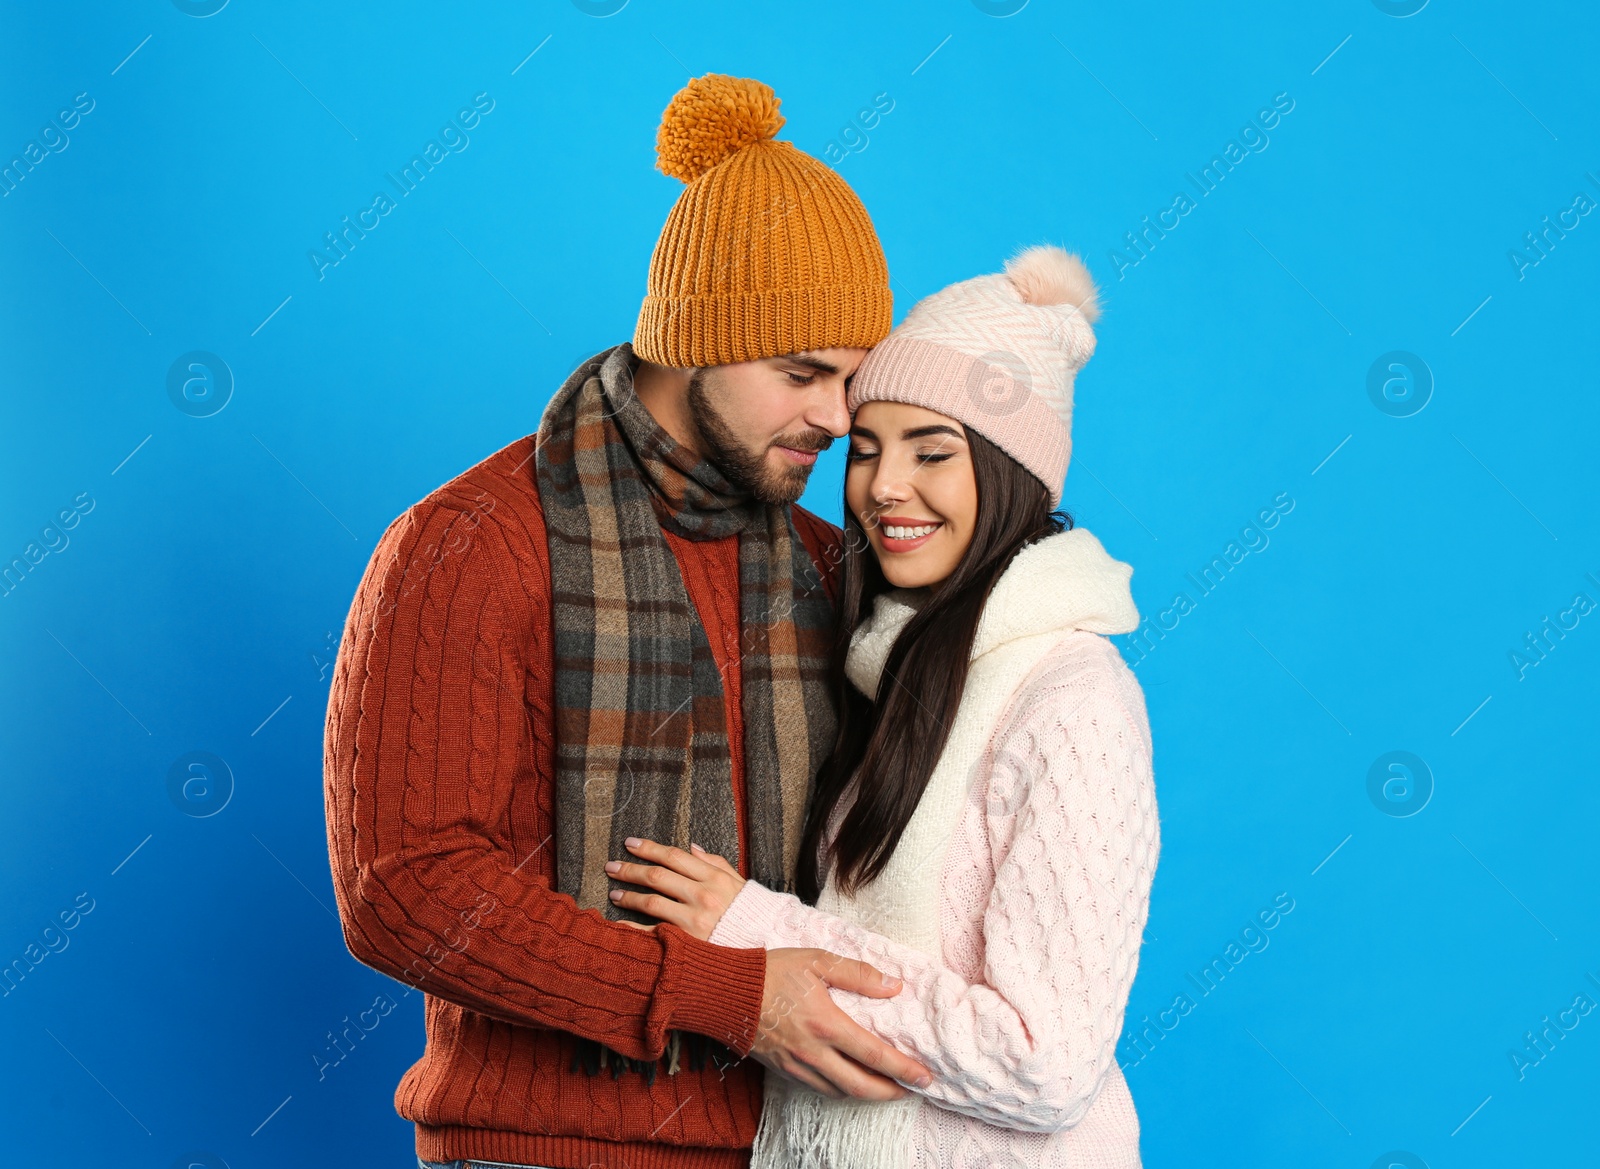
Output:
[323,496,769,1060]
[708,659,1159,1131]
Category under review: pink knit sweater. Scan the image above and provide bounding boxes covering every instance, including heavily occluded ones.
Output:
[708,528,1159,1168]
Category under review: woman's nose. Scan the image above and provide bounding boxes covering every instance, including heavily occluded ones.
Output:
[871,473,910,506]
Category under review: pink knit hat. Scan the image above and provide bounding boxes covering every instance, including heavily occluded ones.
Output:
[846,245,1101,507]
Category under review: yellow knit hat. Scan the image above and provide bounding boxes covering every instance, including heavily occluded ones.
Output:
[633,74,893,368]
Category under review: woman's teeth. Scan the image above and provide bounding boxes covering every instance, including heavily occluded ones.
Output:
[884,524,939,539]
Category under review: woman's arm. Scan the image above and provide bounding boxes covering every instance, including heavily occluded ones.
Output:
[710,659,1160,1133]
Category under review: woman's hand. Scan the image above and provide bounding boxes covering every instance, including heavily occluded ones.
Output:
[605,837,746,941]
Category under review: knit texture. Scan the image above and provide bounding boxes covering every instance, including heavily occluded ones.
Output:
[322,405,844,1168]
[634,74,893,366]
[847,245,1101,506]
[709,528,1159,1168]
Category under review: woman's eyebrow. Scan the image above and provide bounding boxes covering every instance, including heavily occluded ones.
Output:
[849,424,879,439]
[901,424,966,441]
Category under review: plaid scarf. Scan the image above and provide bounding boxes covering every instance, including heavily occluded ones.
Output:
[534,342,837,1079]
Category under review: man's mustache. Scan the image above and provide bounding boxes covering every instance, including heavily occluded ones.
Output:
[773,430,834,455]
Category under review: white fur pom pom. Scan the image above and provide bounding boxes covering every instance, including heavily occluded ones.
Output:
[1004,244,1101,324]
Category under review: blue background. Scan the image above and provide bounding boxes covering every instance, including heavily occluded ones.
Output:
[2,0,1596,1165]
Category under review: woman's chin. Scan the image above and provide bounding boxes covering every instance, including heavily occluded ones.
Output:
[875,554,951,591]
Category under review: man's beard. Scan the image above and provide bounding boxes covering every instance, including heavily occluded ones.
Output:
[686,368,833,506]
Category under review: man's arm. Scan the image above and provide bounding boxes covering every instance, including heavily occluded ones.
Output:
[322,495,765,1060]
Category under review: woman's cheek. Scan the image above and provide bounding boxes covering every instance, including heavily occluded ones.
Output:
[843,465,872,522]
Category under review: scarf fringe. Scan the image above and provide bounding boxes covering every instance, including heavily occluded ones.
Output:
[750,1076,920,1169]
[569,1030,741,1081]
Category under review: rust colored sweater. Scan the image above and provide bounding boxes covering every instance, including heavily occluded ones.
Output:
[322,432,842,1169]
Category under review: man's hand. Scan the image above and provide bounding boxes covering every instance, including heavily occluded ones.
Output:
[750,947,934,1100]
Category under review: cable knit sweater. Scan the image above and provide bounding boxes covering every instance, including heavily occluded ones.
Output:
[707,526,1159,1169]
[322,432,846,1169]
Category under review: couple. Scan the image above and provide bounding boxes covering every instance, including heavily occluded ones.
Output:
[323,73,1158,1169]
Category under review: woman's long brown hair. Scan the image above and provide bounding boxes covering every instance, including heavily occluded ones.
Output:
[795,428,1072,904]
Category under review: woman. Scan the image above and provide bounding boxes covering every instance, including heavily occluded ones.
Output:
[607,245,1159,1168]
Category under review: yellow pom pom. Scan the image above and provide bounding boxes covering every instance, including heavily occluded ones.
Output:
[655,74,785,183]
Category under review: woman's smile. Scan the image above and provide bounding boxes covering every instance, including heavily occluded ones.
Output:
[875,517,945,553]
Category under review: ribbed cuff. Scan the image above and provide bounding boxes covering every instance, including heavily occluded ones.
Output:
[708,877,792,952]
[657,923,769,1057]
[848,334,1071,506]
[634,282,893,367]
[417,1125,754,1169]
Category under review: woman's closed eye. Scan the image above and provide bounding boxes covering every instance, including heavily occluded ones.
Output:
[846,444,879,462]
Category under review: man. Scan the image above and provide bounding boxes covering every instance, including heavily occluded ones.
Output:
[322,73,931,1169]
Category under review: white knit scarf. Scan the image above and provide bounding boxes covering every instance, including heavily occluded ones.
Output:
[750,527,1140,1169]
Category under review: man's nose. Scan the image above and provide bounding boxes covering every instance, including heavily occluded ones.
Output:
[809,380,850,439]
